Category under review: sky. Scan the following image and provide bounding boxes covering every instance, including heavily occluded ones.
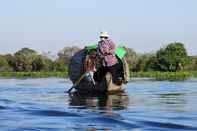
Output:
[0,0,197,55]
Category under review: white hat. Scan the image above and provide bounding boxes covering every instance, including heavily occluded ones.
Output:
[100,31,109,38]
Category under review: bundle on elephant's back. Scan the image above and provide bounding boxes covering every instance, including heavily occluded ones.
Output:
[68,47,129,94]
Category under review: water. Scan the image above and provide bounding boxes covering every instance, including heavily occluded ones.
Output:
[0,78,197,131]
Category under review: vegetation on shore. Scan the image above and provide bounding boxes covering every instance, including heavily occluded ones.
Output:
[1,71,197,81]
[0,42,197,81]
[0,72,68,78]
[130,71,197,81]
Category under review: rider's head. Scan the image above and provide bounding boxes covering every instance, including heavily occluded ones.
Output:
[89,49,97,59]
[100,31,109,41]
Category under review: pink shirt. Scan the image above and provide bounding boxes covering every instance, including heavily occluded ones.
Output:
[98,39,118,67]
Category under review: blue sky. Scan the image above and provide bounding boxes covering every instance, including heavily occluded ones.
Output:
[0,0,197,55]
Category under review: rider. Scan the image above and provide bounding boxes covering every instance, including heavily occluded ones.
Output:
[96,32,123,85]
[98,32,118,67]
[84,49,97,85]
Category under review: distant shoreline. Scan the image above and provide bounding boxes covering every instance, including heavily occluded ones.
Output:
[130,71,197,81]
[1,71,197,81]
[0,72,68,79]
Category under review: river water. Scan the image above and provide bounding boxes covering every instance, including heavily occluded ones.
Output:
[0,78,197,131]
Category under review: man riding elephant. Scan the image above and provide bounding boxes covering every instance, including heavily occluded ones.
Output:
[94,32,123,85]
[68,31,128,94]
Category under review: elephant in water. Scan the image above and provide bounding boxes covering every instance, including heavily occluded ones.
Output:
[68,46,129,94]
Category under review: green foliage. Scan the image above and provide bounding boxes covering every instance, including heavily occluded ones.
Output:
[130,71,192,81]
[2,48,58,72]
[125,47,138,67]
[14,48,38,71]
[156,42,188,71]
[32,55,54,71]
[133,53,157,71]
[0,55,12,71]
[58,46,81,65]
[0,47,72,73]
[4,54,16,71]
[0,72,68,78]
[53,59,68,72]
[0,43,197,81]
[184,56,197,71]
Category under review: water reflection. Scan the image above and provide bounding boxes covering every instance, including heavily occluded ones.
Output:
[68,92,129,110]
[154,92,187,112]
[156,92,186,103]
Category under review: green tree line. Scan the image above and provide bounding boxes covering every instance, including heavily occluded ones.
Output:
[0,42,197,73]
[0,47,80,72]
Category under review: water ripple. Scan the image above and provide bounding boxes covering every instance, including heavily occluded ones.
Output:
[139,120,197,130]
[1,78,197,130]
[0,105,6,110]
[28,109,81,117]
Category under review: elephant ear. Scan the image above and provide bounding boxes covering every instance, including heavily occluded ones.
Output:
[68,49,86,83]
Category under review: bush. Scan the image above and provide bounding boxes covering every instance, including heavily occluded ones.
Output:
[156,42,188,71]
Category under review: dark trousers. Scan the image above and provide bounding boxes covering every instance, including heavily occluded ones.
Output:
[94,63,123,83]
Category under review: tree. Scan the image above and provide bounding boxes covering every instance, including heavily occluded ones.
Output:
[53,59,68,72]
[184,56,197,71]
[32,55,54,71]
[133,53,157,71]
[124,47,138,69]
[0,55,12,72]
[4,54,16,71]
[58,46,81,65]
[14,48,38,71]
[156,42,188,71]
